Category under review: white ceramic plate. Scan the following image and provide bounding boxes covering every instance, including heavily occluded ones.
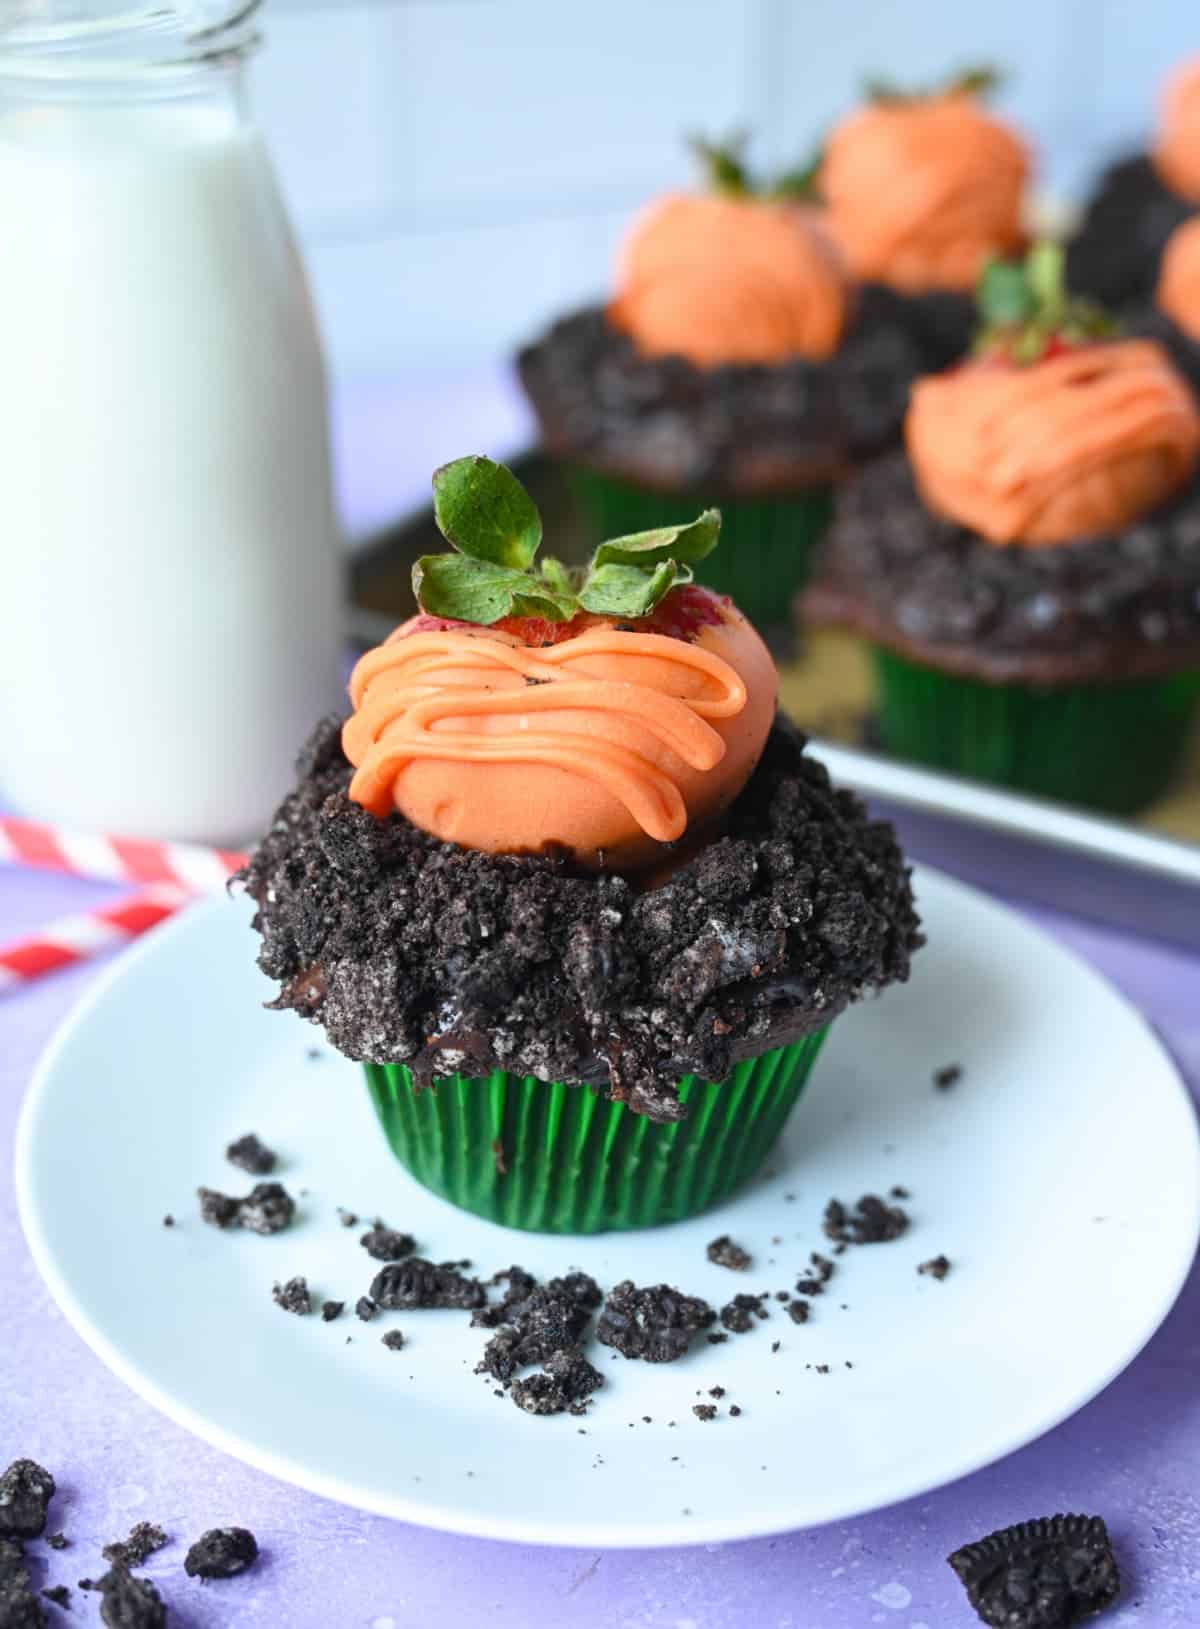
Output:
[16,866,1199,1549]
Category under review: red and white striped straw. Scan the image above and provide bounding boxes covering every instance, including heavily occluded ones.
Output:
[0,885,191,996]
[0,816,246,894]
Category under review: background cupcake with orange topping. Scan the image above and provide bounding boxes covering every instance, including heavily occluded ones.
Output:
[243,455,921,1234]
[1069,57,1200,310]
[803,245,1200,814]
[517,136,931,626]
[819,66,1032,371]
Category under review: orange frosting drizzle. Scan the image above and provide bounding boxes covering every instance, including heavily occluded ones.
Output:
[343,628,747,845]
[820,93,1029,292]
[1155,56,1200,201]
[905,340,1200,545]
[607,193,848,367]
[1157,215,1200,342]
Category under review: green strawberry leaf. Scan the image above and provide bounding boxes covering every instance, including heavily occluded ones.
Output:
[690,132,751,195]
[591,509,721,571]
[431,454,542,570]
[538,555,574,596]
[578,559,681,619]
[413,554,576,624]
[770,148,824,201]
[977,257,1036,327]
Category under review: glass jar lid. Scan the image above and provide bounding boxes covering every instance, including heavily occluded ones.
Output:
[0,2,260,72]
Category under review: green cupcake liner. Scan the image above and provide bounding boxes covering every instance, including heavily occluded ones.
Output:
[568,466,833,628]
[873,648,1200,814]
[361,1030,828,1235]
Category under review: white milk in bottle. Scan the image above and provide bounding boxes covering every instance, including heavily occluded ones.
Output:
[0,3,342,844]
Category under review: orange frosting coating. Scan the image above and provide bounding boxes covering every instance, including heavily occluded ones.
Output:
[820,93,1030,292]
[607,193,849,367]
[1157,215,1200,341]
[1155,56,1200,201]
[905,340,1200,545]
[342,605,778,871]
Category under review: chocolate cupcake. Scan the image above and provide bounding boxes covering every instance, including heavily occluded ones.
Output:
[804,246,1200,814]
[517,138,931,626]
[243,456,921,1234]
[1069,57,1200,309]
[819,66,1032,372]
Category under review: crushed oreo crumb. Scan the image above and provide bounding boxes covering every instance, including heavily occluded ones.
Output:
[184,1527,258,1581]
[919,1255,952,1281]
[197,1181,294,1235]
[337,1208,358,1227]
[95,1567,166,1629]
[321,1300,344,1322]
[355,1297,377,1322]
[692,1404,717,1422]
[948,1513,1119,1628]
[706,1333,728,1346]
[720,1293,769,1334]
[889,1185,910,1199]
[596,1281,715,1363]
[787,1300,810,1325]
[477,1277,600,1381]
[381,1330,405,1352]
[44,1536,66,1553]
[42,1585,70,1609]
[511,1350,604,1416]
[241,716,922,1125]
[729,1403,742,1417]
[935,1064,963,1090]
[472,1266,541,1329]
[370,1259,485,1312]
[823,1194,910,1246]
[0,1461,55,1541]
[360,1226,416,1263]
[161,1216,174,1229]
[102,1524,167,1569]
[706,1236,752,1271]
[0,1536,40,1629]
[225,1133,276,1175]
[272,1276,311,1316]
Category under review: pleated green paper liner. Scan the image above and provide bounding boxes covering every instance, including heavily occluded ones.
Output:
[873,648,1200,814]
[568,466,834,628]
[361,1031,828,1235]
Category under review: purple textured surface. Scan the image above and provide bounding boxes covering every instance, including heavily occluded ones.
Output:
[3,837,1199,1626]
[3,375,1199,1624]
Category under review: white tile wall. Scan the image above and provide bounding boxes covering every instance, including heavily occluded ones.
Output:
[249,0,1197,378]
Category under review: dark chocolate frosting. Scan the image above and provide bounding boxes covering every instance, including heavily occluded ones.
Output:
[240,716,921,1123]
[804,450,1200,683]
[1068,154,1197,309]
[515,291,969,495]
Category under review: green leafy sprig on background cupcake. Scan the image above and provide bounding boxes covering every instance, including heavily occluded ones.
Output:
[414,455,720,625]
[974,241,1118,365]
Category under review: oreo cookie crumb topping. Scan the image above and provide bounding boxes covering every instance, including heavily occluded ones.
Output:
[360,1226,416,1263]
[511,1351,604,1416]
[95,1567,166,1629]
[381,1330,405,1351]
[41,1586,69,1610]
[355,1296,377,1322]
[370,1259,485,1312]
[225,1133,276,1175]
[44,1537,66,1553]
[102,1524,167,1569]
[321,1301,344,1322]
[919,1255,952,1281]
[729,1404,742,1417]
[706,1333,728,1345]
[472,1266,541,1329]
[692,1404,717,1422]
[823,1194,910,1246]
[935,1064,963,1090]
[948,1513,1119,1628]
[242,716,920,1125]
[183,1527,258,1581]
[516,296,945,494]
[1068,155,1193,308]
[787,1300,810,1325]
[889,1185,910,1199]
[706,1236,751,1271]
[161,1216,174,1229]
[597,1281,715,1363]
[720,1293,769,1334]
[0,1462,55,1541]
[337,1208,358,1227]
[810,1252,835,1282]
[272,1277,311,1316]
[197,1182,294,1235]
[807,450,1200,683]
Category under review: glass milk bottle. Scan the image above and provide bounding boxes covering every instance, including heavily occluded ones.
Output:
[0,3,342,844]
